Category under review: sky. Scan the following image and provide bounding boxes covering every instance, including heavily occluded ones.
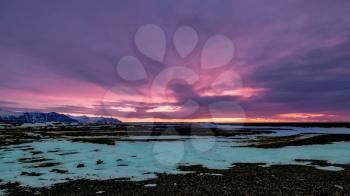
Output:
[0,0,349,122]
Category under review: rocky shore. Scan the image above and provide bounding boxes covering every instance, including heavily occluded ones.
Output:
[1,164,349,196]
[249,134,350,148]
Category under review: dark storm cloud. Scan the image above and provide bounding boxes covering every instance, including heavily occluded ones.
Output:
[246,39,350,117]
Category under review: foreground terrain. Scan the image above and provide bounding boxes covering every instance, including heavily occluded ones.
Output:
[1,123,350,195]
[2,164,349,196]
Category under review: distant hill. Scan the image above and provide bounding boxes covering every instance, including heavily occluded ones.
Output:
[69,115,121,125]
[0,109,121,125]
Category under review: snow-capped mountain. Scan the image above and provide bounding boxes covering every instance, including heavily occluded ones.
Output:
[0,110,78,124]
[0,109,121,125]
[69,115,121,125]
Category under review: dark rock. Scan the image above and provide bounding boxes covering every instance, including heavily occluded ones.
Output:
[77,163,85,168]
[30,151,43,155]
[21,147,35,151]
[47,150,61,153]
[20,172,41,176]
[58,151,79,156]
[50,169,69,174]
[96,160,104,165]
[34,162,61,168]
[18,157,52,163]
[71,138,115,145]
[295,159,330,166]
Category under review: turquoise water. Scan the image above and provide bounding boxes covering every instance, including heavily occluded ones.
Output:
[1,134,350,187]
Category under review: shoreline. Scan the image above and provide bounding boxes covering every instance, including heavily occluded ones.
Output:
[1,163,349,195]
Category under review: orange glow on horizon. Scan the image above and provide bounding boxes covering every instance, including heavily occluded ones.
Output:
[118,117,293,123]
[61,111,341,123]
[277,113,333,119]
[146,105,181,113]
[201,87,265,98]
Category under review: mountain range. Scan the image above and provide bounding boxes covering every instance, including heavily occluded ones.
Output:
[0,109,121,125]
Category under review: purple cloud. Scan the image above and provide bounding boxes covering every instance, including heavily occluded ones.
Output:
[1,0,349,121]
